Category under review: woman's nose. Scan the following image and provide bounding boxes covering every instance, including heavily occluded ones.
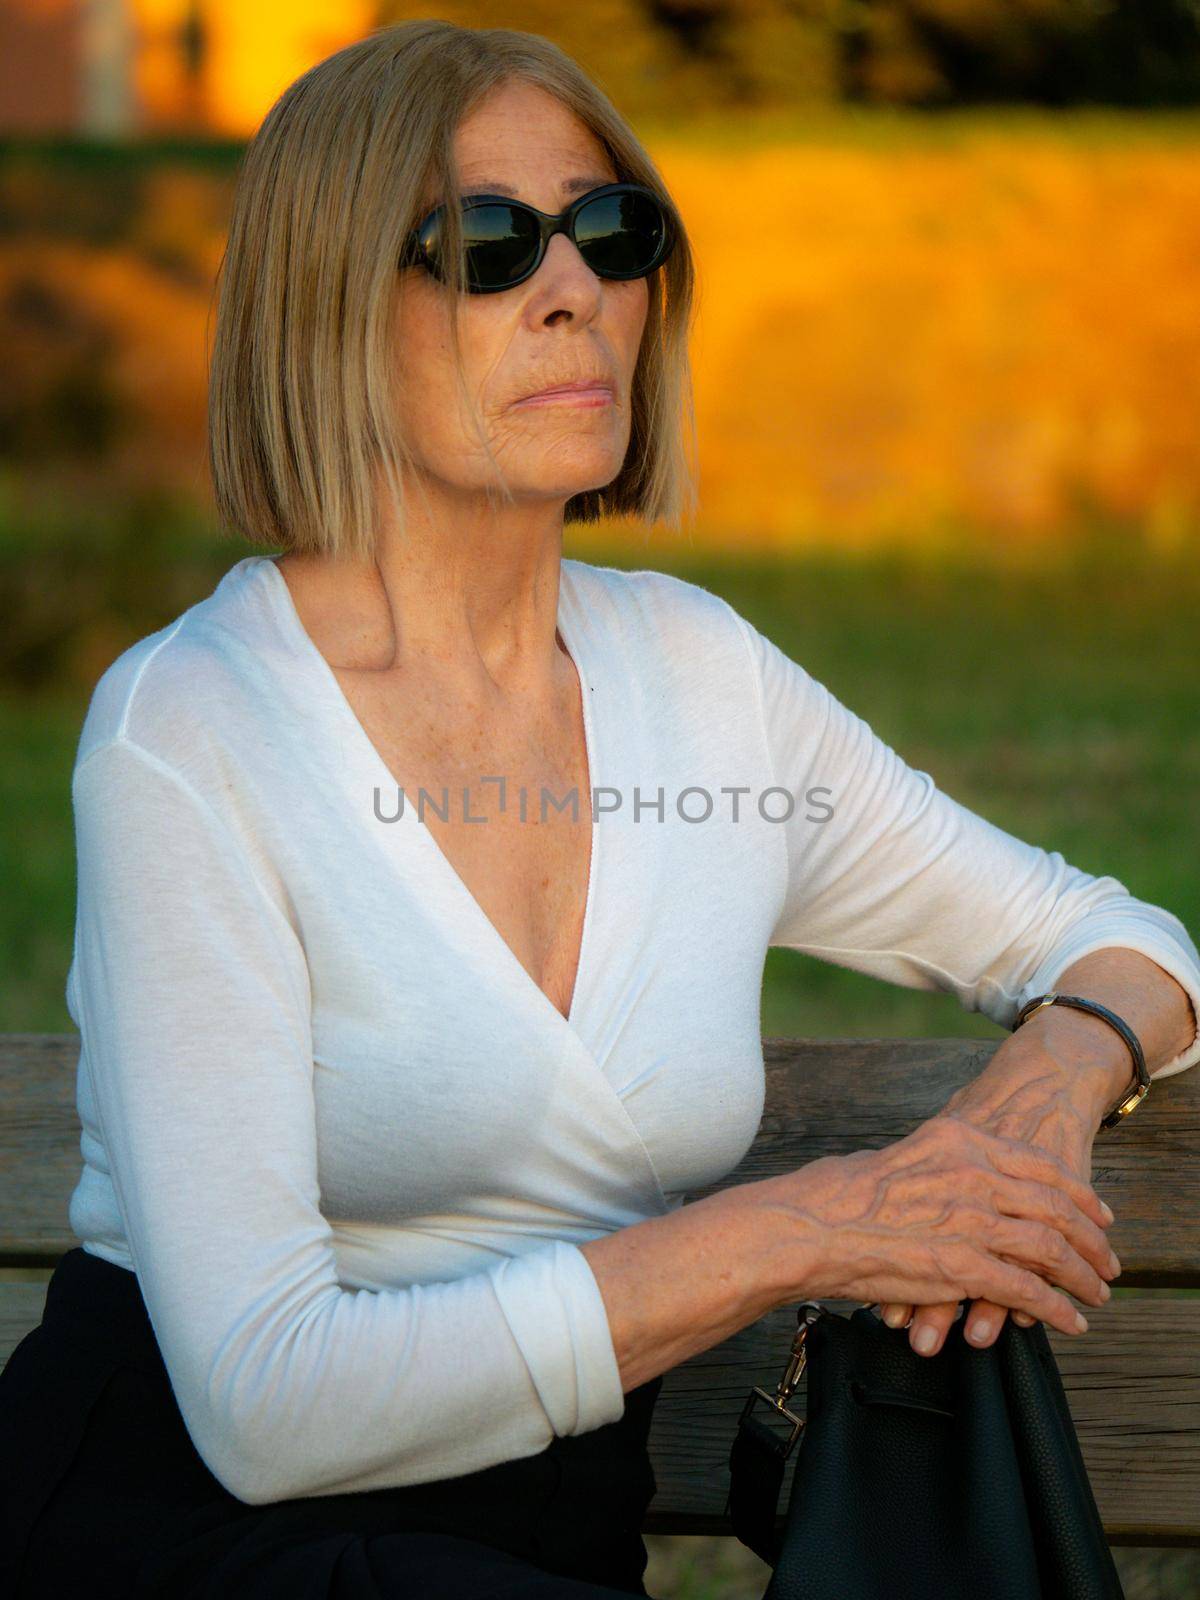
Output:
[538,230,599,285]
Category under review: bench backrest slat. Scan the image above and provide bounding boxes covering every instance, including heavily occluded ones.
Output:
[3,1031,1197,1545]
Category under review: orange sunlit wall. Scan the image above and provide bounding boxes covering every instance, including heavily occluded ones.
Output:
[0,0,82,132]
[4,3,1199,558]
[130,0,374,136]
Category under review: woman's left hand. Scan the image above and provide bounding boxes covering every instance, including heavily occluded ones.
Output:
[877,1031,1121,1355]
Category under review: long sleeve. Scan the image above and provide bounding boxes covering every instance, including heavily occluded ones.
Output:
[732,612,1200,1081]
[67,736,626,1506]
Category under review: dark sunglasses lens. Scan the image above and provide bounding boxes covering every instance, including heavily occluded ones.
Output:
[574,190,667,276]
[414,190,670,289]
[416,203,540,288]
[460,202,541,288]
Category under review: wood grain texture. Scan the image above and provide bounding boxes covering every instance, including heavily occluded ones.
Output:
[2,1030,1198,1543]
[0,1034,83,1259]
[642,1295,1200,1544]
[3,1032,1198,1269]
[1,1282,1195,1543]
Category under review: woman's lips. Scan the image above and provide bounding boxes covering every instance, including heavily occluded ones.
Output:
[515,384,614,408]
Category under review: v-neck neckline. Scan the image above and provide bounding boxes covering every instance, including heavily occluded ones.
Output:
[255,552,602,1038]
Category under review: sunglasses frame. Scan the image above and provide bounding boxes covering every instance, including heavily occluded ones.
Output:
[401,181,675,294]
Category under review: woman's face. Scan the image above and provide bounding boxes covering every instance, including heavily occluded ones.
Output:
[392,79,650,512]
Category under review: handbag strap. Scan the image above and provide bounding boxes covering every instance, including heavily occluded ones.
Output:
[727,1405,791,1566]
[725,1302,826,1567]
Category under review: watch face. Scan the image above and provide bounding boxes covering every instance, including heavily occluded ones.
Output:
[1102,1077,1149,1129]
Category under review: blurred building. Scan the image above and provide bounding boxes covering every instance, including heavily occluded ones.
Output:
[0,0,373,137]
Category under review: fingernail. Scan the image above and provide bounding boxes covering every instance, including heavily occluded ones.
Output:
[1099,1281,1111,1301]
[914,1325,938,1354]
[1100,1200,1115,1223]
[1108,1251,1121,1277]
[968,1320,993,1344]
[883,1306,907,1328]
[1013,1311,1036,1327]
[1075,1312,1089,1332]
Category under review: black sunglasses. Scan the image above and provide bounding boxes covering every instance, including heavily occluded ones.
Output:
[400,181,676,294]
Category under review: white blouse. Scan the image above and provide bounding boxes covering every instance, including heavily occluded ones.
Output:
[65,554,1200,1505]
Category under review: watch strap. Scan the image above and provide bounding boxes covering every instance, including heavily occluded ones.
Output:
[1011,990,1150,1131]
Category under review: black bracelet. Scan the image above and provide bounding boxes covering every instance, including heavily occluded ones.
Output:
[1010,991,1151,1131]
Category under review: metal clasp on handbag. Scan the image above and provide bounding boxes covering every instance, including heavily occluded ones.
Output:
[736,1300,827,1461]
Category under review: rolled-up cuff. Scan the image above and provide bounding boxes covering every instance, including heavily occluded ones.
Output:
[1014,919,1200,1080]
[490,1238,627,1438]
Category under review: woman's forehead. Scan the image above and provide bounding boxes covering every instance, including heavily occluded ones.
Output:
[454,173,615,201]
[450,90,614,195]
[422,170,618,213]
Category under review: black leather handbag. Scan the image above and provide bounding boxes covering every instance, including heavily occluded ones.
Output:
[726,1300,1126,1600]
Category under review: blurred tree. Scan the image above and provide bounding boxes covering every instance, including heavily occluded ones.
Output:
[377,0,840,115]
[376,0,1200,111]
[648,0,839,106]
[378,1,676,118]
[828,0,1200,106]
[0,269,125,464]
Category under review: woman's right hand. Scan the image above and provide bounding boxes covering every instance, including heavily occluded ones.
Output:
[761,1115,1118,1345]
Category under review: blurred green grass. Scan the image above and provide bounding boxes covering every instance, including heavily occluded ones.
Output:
[5,101,1200,1600]
[639,1532,1200,1599]
[658,530,1200,1043]
[3,506,1199,1038]
[2,506,1198,1595]
[9,106,1200,170]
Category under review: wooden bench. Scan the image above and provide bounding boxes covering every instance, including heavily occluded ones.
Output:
[3,1032,1198,1554]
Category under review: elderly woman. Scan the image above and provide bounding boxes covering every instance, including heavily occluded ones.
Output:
[3,18,1198,1600]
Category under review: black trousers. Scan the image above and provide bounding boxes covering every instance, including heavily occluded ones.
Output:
[0,1247,665,1599]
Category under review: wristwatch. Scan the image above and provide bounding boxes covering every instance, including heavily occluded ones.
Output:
[1011,991,1151,1131]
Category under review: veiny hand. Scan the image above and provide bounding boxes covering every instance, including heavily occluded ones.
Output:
[877,1039,1121,1354]
[771,1111,1118,1344]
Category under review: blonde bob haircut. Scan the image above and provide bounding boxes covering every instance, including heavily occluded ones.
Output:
[207,18,699,563]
